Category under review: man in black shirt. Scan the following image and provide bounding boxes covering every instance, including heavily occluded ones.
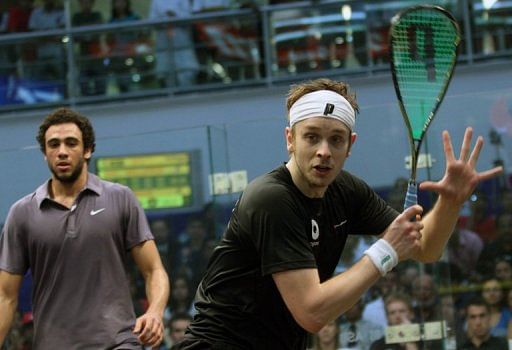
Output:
[174,78,502,350]
[458,297,508,350]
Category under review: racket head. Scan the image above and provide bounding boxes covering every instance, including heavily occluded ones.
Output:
[390,5,461,147]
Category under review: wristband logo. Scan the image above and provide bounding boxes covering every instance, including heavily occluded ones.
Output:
[381,255,391,266]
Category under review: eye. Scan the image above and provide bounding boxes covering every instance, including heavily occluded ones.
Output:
[47,140,60,149]
[330,135,345,147]
[65,138,80,147]
[304,133,319,143]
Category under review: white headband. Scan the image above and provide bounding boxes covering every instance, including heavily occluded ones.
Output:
[289,90,356,130]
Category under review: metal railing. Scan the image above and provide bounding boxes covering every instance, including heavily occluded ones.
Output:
[0,0,510,112]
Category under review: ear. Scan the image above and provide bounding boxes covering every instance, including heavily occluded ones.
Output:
[347,132,357,157]
[285,127,294,153]
[84,148,92,160]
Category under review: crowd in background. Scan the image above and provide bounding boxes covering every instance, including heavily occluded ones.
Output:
[1,0,510,105]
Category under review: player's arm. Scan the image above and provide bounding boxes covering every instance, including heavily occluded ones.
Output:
[0,270,23,346]
[414,128,502,263]
[273,205,423,333]
[131,240,170,347]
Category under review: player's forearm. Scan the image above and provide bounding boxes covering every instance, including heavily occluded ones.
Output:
[304,257,381,332]
[416,196,460,263]
[0,296,17,345]
[143,267,170,317]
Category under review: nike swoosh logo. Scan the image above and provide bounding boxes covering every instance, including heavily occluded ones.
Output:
[90,208,106,216]
[334,220,347,228]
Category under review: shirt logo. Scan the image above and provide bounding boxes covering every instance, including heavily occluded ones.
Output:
[334,219,347,229]
[311,219,319,240]
[90,208,106,216]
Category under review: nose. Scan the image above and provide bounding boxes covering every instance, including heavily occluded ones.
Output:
[316,139,332,159]
[57,144,69,158]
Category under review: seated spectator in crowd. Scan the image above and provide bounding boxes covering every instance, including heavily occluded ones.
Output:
[370,293,421,350]
[72,0,106,96]
[494,256,512,283]
[3,0,34,78]
[446,226,483,282]
[108,0,141,92]
[28,0,65,82]
[477,212,512,277]
[339,298,383,349]
[202,201,227,239]
[6,0,33,33]
[177,214,209,289]
[411,274,441,323]
[397,263,420,296]
[168,312,193,348]
[311,319,340,350]
[480,277,511,338]
[458,296,508,350]
[149,217,177,274]
[149,0,199,87]
[168,273,195,319]
[440,294,465,348]
[363,270,402,328]
[460,190,496,242]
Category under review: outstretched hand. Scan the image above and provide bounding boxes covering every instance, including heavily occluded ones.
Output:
[419,127,503,206]
[133,311,164,348]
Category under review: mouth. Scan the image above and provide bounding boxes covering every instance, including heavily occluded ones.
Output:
[313,164,332,175]
[56,163,71,171]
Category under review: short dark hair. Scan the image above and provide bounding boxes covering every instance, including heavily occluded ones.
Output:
[465,296,489,313]
[36,107,96,156]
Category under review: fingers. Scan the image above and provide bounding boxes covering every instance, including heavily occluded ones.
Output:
[401,204,423,221]
[459,127,473,162]
[467,135,483,168]
[478,166,504,181]
[134,315,164,347]
[442,130,456,163]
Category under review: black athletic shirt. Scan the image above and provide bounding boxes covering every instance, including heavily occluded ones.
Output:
[185,165,398,349]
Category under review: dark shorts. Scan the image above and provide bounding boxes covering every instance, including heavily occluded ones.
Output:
[171,338,244,350]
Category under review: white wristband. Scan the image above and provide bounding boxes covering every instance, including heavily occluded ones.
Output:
[364,239,398,276]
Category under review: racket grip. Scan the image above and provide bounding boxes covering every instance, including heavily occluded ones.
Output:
[403,181,418,210]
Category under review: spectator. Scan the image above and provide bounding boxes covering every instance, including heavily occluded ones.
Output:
[411,274,441,323]
[446,226,483,282]
[480,278,511,338]
[177,215,209,289]
[363,270,402,328]
[168,312,193,348]
[201,201,227,239]
[108,0,141,92]
[149,0,199,87]
[28,0,65,82]
[458,296,508,350]
[311,319,340,350]
[370,293,421,350]
[339,298,383,349]
[477,212,512,277]
[463,190,496,242]
[4,0,34,79]
[168,274,194,318]
[494,256,512,283]
[72,0,106,96]
[6,0,33,33]
[150,217,178,274]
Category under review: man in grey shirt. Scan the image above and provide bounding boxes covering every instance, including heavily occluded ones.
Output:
[0,108,170,349]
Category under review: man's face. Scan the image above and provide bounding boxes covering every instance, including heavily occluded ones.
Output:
[44,123,90,184]
[466,305,490,340]
[386,300,413,326]
[169,319,190,342]
[286,117,354,197]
